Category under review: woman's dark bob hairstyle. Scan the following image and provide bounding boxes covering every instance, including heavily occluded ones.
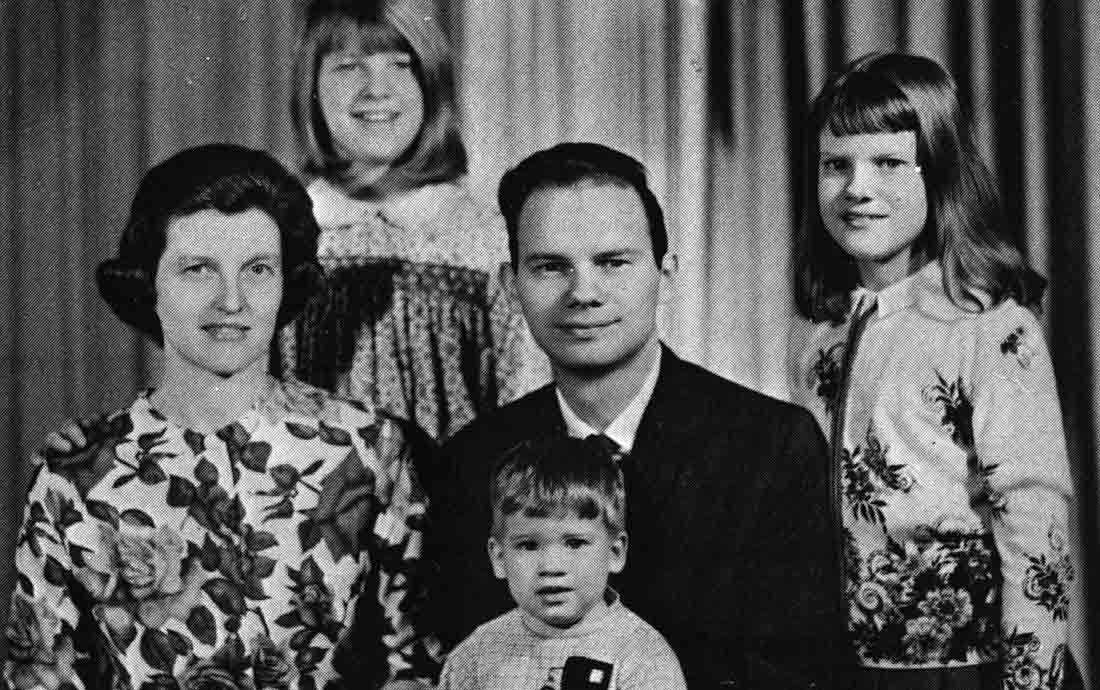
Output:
[795,51,1044,323]
[97,143,324,345]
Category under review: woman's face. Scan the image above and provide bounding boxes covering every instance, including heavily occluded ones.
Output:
[154,208,283,379]
[817,129,929,290]
[318,43,425,176]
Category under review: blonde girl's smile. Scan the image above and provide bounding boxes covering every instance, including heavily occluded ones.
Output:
[318,49,425,173]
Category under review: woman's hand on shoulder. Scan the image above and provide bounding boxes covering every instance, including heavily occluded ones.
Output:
[39,415,102,458]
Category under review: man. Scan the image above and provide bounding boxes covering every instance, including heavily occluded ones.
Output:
[433,143,840,689]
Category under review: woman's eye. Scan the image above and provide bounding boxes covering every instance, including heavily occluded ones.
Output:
[820,159,847,172]
[391,54,414,70]
[600,258,629,269]
[181,263,211,276]
[249,263,276,276]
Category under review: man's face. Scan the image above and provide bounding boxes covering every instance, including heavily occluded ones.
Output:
[515,182,672,376]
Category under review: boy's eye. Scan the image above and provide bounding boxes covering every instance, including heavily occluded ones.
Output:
[249,262,276,276]
[598,257,629,269]
[564,537,589,549]
[514,540,537,551]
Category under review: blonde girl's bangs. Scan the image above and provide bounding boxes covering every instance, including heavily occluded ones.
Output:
[311,14,413,58]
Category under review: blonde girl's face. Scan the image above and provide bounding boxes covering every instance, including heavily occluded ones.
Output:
[318,47,425,175]
[818,130,929,290]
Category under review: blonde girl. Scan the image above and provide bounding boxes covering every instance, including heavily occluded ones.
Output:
[287,0,546,440]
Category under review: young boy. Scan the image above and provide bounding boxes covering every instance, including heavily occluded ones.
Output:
[438,435,687,690]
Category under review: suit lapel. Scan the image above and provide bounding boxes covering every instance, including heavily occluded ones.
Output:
[629,345,693,512]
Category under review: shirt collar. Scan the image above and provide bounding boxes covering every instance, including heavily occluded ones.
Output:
[556,346,662,453]
[308,177,458,229]
[851,260,941,319]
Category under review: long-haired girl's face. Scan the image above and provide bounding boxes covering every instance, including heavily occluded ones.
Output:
[817,129,928,290]
[317,21,425,177]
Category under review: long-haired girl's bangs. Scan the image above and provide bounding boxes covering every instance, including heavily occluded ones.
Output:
[820,72,918,136]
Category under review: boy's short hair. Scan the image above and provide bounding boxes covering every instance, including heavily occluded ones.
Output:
[490,435,626,538]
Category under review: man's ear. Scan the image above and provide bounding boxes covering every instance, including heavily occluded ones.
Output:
[657,252,678,306]
[488,537,508,580]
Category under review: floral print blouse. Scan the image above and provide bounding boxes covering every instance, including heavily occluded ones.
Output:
[283,179,550,440]
[5,378,439,690]
[790,262,1074,688]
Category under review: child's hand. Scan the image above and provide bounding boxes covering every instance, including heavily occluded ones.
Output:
[38,415,101,458]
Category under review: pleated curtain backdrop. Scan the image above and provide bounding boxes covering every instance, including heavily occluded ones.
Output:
[2,0,1096,682]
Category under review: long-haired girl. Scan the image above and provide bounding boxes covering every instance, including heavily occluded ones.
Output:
[790,52,1075,689]
[287,0,547,440]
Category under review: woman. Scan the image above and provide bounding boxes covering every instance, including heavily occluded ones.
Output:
[5,144,437,690]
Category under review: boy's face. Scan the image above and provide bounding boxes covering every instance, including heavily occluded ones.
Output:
[489,512,626,629]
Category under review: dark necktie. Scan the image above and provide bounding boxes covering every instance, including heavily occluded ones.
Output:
[585,433,627,465]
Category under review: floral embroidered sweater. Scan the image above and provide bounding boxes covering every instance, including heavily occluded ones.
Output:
[789,262,1074,687]
[5,378,439,690]
[284,179,550,440]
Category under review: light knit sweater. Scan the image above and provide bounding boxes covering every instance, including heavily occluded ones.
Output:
[439,591,686,690]
[790,261,1074,688]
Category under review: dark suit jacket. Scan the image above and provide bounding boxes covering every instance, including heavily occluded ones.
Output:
[433,345,842,689]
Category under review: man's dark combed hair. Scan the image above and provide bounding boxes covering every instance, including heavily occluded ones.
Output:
[497,142,668,266]
[97,143,324,345]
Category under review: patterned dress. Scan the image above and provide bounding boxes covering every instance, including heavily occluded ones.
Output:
[790,262,1074,688]
[286,179,549,440]
[4,378,439,690]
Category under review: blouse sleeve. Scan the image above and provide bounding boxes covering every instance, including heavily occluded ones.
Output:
[5,459,88,690]
[971,303,1075,688]
[368,416,443,684]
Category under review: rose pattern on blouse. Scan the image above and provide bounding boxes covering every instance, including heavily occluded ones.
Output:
[5,381,436,690]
